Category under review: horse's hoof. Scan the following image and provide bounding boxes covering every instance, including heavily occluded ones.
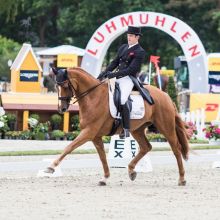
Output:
[44,167,55,174]
[178,180,186,186]
[98,181,106,186]
[129,171,137,181]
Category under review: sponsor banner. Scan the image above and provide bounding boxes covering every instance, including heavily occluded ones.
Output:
[57,54,77,68]
[20,70,38,82]
[209,84,220,93]
[160,69,175,76]
[190,94,220,122]
[208,71,220,85]
[208,57,220,71]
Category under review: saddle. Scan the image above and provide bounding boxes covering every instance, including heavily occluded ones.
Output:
[113,82,132,118]
[108,79,154,136]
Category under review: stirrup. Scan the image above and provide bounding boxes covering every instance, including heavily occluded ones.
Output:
[119,129,130,139]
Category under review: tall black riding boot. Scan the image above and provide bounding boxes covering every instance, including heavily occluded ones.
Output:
[119,102,130,139]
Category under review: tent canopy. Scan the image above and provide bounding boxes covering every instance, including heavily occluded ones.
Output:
[37,45,85,56]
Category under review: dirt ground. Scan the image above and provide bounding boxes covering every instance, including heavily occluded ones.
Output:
[0,156,220,220]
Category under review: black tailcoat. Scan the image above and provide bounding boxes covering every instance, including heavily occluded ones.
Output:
[105,44,154,105]
[105,44,145,79]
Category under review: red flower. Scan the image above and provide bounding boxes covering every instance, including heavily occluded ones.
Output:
[129,52,134,56]
[205,132,211,138]
[215,128,220,134]
[185,121,197,139]
[203,124,220,140]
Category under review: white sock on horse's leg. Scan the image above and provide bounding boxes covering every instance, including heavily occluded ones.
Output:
[99,177,108,186]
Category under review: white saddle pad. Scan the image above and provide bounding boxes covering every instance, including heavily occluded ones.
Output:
[108,82,145,119]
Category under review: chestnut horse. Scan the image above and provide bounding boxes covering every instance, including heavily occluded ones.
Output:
[45,67,189,186]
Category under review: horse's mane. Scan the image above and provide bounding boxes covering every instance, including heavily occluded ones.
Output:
[68,67,98,82]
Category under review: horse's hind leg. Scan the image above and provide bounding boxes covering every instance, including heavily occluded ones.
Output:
[92,137,110,186]
[154,120,186,186]
[128,125,152,181]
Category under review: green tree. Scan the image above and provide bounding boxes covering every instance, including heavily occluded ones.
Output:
[0,0,219,67]
[167,76,179,109]
[165,0,220,52]
[0,0,24,22]
[0,36,21,80]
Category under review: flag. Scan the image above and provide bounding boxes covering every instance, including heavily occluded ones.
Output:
[150,55,160,67]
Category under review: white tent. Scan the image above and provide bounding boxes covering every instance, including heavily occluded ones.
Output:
[36,45,85,56]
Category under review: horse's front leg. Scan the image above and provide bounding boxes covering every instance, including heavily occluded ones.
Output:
[93,137,110,186]
[45,129,92,172]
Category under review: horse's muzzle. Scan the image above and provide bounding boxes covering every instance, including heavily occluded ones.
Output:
[58,107,66,114]
[62,107,67,112]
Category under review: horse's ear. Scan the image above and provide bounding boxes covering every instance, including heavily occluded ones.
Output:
[64,69,68,78]
[52,67,58,75]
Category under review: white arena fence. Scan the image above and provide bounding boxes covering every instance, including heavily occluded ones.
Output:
[180,109,206,139]
[180,108,220,140]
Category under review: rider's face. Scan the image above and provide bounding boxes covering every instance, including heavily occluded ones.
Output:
[127,34,139,46]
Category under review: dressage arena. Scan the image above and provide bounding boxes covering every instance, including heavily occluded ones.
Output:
[0,151,220,220]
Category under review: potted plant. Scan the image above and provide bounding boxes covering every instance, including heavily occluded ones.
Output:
[51,129,65,140]
[28,117,38,131]
[50,114,62,130]
[146,133,167,142]
[0,112,9,138]
[32,122,50,140]
[29,113,40,122]
[203,124,220,144]
[66,131,79,140]
[102,136,111,143]
[70,115,80,131]
[5,131,13,139]
[185,121,197,140]
[20,130,32,140]
[6,113,16,131]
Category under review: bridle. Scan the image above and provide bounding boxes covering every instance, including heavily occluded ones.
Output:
[56,77,106,109]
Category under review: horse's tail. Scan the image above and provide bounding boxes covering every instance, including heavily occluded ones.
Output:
[174,106,190,161]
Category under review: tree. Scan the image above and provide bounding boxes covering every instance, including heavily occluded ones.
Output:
[165,0,220,52]
[0,36,21,80]
[167,76,179,109]
[0,0,219,64]
[0,0,24,22]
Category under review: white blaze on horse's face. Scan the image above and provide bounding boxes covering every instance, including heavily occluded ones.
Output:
[62,81,69,88]
[57,85,63,111]
[57,84,70,114]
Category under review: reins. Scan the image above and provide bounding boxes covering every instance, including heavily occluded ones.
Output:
[72,80,106,104]
[57,78,107,105]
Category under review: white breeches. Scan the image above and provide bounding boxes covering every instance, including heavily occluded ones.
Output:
[116,76,134,105]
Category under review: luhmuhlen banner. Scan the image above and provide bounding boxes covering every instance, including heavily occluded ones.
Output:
[82,11,208,93]
[190,94,220,122]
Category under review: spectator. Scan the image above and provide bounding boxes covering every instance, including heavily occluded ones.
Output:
[43,71,56,93]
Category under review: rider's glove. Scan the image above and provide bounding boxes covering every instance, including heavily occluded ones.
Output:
[107,71,116,79]
[97,71,108,81]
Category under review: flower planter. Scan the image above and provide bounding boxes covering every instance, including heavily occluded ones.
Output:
[209,139,220,145]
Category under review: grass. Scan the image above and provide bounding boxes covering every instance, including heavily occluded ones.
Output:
[0,145,220,156]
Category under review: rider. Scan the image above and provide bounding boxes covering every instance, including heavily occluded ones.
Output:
[97,26,146,138]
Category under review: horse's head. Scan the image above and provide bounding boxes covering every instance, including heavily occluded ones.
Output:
[52,67,73,114]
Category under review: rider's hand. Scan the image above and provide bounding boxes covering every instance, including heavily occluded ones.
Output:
[107,71,116,79]
[97,71,107,81]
